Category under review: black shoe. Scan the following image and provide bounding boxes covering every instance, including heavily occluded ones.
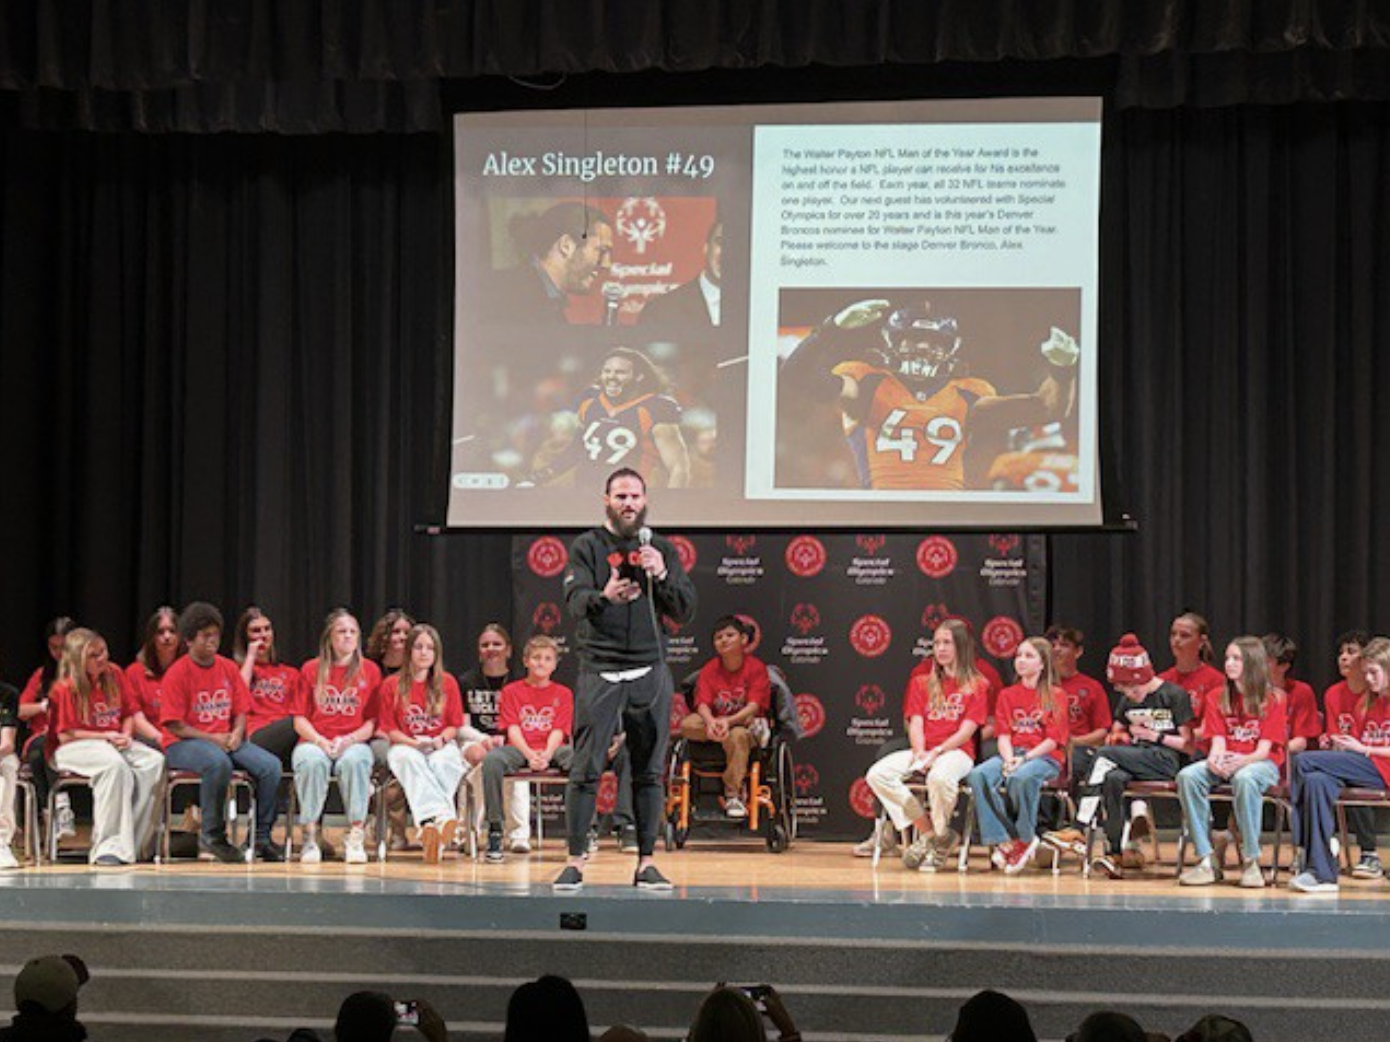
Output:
[200,836,245,864]
[485,828,505,864]
[618,825,639,854]
[552,865,584,891]
[255,840,286,863]
[633,865,674,891]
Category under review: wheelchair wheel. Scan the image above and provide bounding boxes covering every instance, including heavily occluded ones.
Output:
[766,822,790,853]
[763,741,796,852]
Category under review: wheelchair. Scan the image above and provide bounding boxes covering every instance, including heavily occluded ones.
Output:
[664,665,800,853]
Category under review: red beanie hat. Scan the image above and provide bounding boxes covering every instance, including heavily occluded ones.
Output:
[1107,633,1155,685]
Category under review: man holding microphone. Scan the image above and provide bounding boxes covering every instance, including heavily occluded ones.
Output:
[554,467,697,891]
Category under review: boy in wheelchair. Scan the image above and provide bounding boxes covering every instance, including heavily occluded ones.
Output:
[677,616,771,819]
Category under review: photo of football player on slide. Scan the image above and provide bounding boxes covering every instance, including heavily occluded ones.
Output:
[776,290,1080,492]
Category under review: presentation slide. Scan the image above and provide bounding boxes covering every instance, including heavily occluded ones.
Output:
[449,98,1101,528]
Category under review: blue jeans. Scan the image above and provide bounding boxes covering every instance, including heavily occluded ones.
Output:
[1177,758,1280,860]
[164,738,282,843]
[967,754,1060,845]
[292,742,374,824]
[1288,750,1386,883]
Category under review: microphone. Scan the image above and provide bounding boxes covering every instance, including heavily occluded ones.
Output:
[638,526,653,547]
[602,282,624,326]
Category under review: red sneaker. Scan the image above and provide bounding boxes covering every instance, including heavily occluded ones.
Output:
[1004,837,1039,876]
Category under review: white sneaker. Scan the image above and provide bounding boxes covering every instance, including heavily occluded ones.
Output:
[0,844,19,870]
[1128,800,1152,842]
[55,795,76,840]
[299,841,322,865]
[344,826,368,865]
[724,795,748,819]
[510,838,532,854]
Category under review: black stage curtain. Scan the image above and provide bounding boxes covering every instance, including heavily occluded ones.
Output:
[3,3,1390,132]
[3,101,1388,687]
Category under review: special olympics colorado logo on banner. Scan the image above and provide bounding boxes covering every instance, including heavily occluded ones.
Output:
[795,692,826,739]
[736,613,762,652]
[849,615,892,658]
[782,603,827,665]
[916,536,958,579]
[527,536,568,578]
[669,535,697,574]
[719,534,763,584]
[982,615,1025,658]
[848,777,878,819]
[532,602,562,635]
[785,535,827,578]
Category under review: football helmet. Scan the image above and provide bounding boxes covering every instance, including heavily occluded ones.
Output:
[878,306,963,384]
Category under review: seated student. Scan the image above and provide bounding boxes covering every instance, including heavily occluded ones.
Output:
[865,620,986,872]
[481,636,573,863]
[1177,636,1287,888]
[381,624,464,864]
[124,606,183,748]
[1036,624,1110,844]
[19,617,77,842]
[966,637,1069,875]
[1320,629,1381,878]
[160,602,284,863]
[1074,634,1194,879]
[1288,636,1390,893]
[0,658,21,870]
[48,628,166,866]
[295,609,381,865]
[678,615,771,819]
[235,607,302,769]
[457,624,530,852]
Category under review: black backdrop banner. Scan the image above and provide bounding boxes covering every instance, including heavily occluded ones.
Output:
[512,531,1045,839]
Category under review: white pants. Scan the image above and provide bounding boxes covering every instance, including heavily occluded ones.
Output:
[0,754,18,847]
[53,740,165,864]
[388,743,465,828]
[866,748,974,835]
[461,741,529,841]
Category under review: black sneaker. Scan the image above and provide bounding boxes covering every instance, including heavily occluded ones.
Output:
[255,840,287,863]
[485,828,505,864]
[633,865,674,891]
[552,865,584,891]
[200,836,245,864]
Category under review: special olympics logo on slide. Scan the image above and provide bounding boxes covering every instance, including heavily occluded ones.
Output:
[795,763,820,796]
[849,615,892,657]
[849,777,877,819]
[616,197,667,255]
[670,535,698,574]
[854,684,886,716]
[795,693,826,738]
[982,615,1025,658]
[736,613,762,652]
[916,536,958,579]
[785,535,827,577]
[856,534,886,555]
[790,603,821,635]
[532,602,562,635]
[527,536,568,578]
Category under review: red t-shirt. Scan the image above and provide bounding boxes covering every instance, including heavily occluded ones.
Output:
[159,654,253,748]
[693,655,771,717]
[996,683,1069,765]
[296,658,383,741]
[245,662,301,736]
[902,673,988,759]
[125,660,176,745]
[1159,663,1225,754]
[910,657,1004,719]
[1202,689,1288,768]
[1280,679,1321,745]
[378,674,465,740]
[1323,681,1365,738]
[19,667,50,742]
[499,679,574,748]
[1353,696,1390,787]
[49,668,139,745]
[1060,672,1112,738]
